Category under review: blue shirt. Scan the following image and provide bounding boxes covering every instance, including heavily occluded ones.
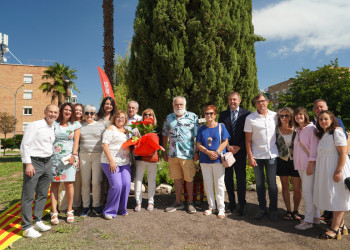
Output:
[196,123,231,163]
[162,111,199,159]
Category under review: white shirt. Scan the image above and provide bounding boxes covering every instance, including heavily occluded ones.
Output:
[20,118,55,164]
[230,106,240,121]
[244,110,279,159]
[126,114,142,126]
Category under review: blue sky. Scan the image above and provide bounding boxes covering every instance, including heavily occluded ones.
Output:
[1,0,350,109]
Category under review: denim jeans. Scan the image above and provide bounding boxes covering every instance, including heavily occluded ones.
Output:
[254,158,278,212]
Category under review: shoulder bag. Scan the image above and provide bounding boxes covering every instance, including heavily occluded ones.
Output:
[219,123,235,168]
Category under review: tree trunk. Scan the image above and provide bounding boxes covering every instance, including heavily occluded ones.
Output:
[103,0,115,86]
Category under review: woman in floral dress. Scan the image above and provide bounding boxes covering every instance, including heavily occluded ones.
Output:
[50,103,81,224]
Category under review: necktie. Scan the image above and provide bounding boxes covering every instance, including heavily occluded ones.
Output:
[232,110,238,131]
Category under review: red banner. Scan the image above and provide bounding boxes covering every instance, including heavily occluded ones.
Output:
[97,66,116,101]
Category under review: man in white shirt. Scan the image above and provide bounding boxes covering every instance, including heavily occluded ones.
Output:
[244,93,279,221]
[20,104,59,238]
[126,100,142,126]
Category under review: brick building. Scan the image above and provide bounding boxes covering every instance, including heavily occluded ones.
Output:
[0,64,77,137]
[266,79,292,110]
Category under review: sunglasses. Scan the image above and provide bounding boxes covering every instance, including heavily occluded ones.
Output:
[143,113,153,116]
[205,112,215,116]
[279,115,290,119]
[84,112,95,116]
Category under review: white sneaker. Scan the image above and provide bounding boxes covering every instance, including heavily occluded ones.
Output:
[22,227,42,238]
[34,221,51,232]
[295,221,313,230]
[103,214,113,220]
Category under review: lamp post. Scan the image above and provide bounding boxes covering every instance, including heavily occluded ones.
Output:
[0,84,24,137]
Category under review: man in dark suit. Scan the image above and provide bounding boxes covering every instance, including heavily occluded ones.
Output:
[218,92,250,216]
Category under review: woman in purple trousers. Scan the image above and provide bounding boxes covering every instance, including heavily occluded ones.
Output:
[101,110,131,219]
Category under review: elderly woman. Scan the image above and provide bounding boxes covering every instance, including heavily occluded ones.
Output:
[58,103,84,212]
[96,97,117,127]
[275,107,301,220]
[314,110,350,240]
[50,103,81,224]
[293,107,320,230]
[101,111,131,219]
[79,105,106,217]
[134,109,160,212]
[196,105,230,219]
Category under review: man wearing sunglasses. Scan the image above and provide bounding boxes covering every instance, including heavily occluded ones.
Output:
[218,92,250,216]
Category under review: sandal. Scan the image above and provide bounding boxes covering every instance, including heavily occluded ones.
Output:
[340,225,348,236]
[217,211,225,219]
[203,209,213,216]
[67,210,74,223]
[147,203,154,212]
[283,211,292,220]
[320,228,341,240]
[134,204,141,212]
[51,212,59,225]
[292,211,301,220]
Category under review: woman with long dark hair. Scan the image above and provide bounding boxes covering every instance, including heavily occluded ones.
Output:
[314,110,350,240]
[96,97,117,127]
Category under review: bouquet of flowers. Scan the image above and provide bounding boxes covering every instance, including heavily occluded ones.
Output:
[122,118,164,156]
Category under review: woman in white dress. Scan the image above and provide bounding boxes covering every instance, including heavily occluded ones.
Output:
[314,110,350,240]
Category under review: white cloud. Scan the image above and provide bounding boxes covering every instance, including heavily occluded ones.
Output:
[253,0,350,55]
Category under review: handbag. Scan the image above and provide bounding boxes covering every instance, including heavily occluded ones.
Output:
[219,123,236,168]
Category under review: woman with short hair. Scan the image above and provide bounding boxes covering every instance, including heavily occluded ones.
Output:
[79,104,106,217]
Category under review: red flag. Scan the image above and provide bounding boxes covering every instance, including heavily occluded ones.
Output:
[97,66,116,101]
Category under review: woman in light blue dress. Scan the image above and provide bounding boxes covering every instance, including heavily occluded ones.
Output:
[50,103,81,224]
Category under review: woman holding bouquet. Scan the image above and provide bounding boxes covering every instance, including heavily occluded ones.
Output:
[196,105,230,219]
[101,110,131,219]
[134,109,160,212]
[50,103,81,224]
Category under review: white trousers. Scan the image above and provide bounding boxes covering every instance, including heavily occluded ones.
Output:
[79,152,102,208]
[134,160,157,205]
[298,169,320,223]
[58,170,82,210]
[201,163,225,213]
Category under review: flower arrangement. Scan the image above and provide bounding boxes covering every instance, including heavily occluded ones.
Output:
[122,118,164,156]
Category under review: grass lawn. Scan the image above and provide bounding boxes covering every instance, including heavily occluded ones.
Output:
[0,156,23,212]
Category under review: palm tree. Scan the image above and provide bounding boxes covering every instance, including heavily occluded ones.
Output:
[103,0,115,86]
[39,62,78,106]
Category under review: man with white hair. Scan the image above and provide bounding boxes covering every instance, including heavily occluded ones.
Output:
[126,100,142,125]
[162,96,199,213]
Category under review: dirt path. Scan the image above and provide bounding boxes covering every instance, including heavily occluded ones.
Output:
[13,191,350,249]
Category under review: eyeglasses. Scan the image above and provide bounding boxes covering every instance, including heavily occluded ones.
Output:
[256,100,266,104]
[84,112,95,116]
[205,112,215,116]
[116,117,126,121]
[279,115,290,119]
[143,113,153,117]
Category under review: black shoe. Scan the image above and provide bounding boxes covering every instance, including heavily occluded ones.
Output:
[226,203,236,213]
[237,206,246,216]
[269,211,279,221]
[254,210,266,220]
[92,206,103,216]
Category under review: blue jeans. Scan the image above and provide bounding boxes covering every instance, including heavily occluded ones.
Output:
[254,158,278,212]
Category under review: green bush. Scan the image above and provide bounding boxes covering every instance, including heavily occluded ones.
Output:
[14,134,23,147]
[1,138,18,150]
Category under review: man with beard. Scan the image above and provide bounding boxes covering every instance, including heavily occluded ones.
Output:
[162,96,199,213]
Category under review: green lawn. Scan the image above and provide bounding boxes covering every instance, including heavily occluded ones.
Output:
[0,156,23,212]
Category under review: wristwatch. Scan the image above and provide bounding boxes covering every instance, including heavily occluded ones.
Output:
[216,150,221,154]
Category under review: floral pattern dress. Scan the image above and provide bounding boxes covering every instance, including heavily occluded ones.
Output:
[52,121,82,182]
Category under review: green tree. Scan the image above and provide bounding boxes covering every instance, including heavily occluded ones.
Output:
[128,0,262,123]
[39,62,78,106]
[114,53,131,111]
[0,112,16,155]
[278,59,350,128]
[103,0,115,86]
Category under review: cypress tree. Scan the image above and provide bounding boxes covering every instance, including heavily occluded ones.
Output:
[128,0,262,122]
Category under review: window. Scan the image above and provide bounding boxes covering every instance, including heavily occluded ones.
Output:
[23,106,32,115]
[23,90,33,100]
[23,122,30,131]
[282,89,287,94]
[270,93,274,100]
[275,92,279,99]
[24,74,33,84]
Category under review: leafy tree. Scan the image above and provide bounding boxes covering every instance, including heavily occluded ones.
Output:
[114,53,131,111]
[103,0,115,85]
[278,59,350,128]
[0,112,16,155]
[128,0,262,123]
[39,62,78,106]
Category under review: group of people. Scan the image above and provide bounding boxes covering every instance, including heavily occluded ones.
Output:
[19,92,350,240]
